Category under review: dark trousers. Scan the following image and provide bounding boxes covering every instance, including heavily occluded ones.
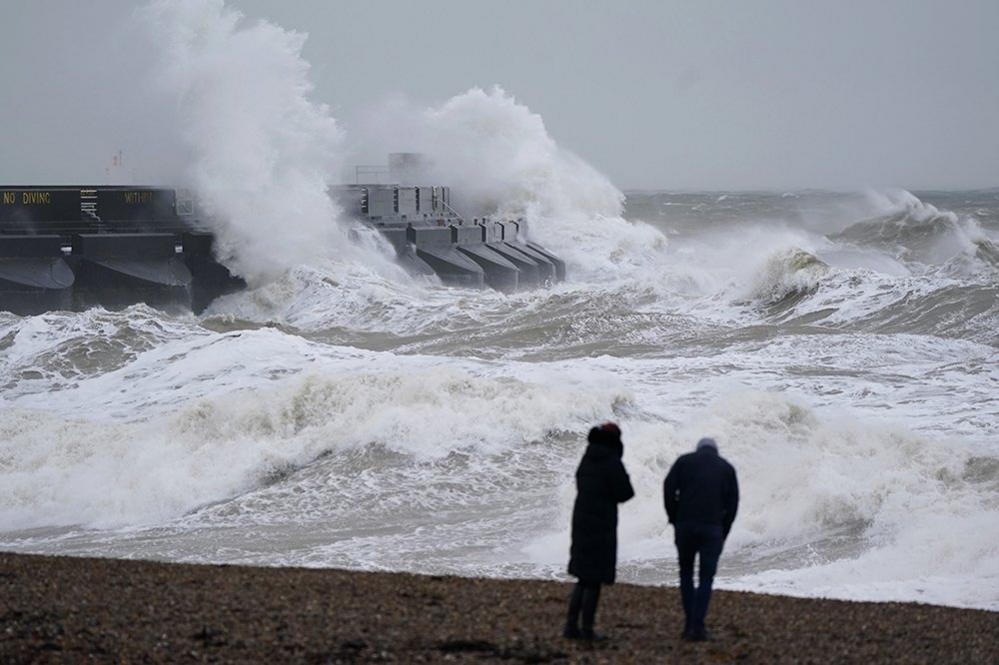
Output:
[675,522,723,634]
[565,580,602,635]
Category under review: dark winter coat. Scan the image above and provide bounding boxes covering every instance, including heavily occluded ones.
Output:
[568,427,635,584]
[663,446,739,538]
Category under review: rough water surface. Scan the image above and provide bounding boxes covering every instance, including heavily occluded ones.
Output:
[2,187,997,611]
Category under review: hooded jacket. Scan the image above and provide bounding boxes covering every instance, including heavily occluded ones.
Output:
[663,444,739,537]
[568,426,635,584]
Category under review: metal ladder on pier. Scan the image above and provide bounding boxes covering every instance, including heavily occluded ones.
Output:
[80,188,106,231]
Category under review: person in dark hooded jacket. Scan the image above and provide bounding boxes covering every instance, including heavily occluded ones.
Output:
[664,437,739,641]
[564,422,635,640]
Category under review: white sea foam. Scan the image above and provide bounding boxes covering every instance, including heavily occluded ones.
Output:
[2,307,996,607]
[528,390,999,610]
[0,328,628,529]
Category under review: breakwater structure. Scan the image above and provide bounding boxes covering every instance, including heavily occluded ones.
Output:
[0,185,242,315]
[0,155,564,315]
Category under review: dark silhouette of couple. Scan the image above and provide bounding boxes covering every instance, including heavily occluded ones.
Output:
[564,423,739,642]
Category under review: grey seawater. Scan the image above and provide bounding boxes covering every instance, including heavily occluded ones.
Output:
[1,189,997,609]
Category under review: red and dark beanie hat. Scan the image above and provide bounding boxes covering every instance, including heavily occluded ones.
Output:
[600,422,621,438]
[588,421,622,445]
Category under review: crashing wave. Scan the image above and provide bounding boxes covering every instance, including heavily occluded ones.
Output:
[834,190,995,272]
[972,237,999,268]
[748,248,829,312]
[937,236,999,280]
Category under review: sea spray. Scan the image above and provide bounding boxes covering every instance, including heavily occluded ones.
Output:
[350,86,672,281]
[141,0,362,285]
[204,84,684,329]
[353,86,623,220]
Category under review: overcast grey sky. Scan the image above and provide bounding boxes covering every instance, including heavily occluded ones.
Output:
[1,0,997,190]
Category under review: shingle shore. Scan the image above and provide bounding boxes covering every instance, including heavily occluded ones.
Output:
[1,552,996,663]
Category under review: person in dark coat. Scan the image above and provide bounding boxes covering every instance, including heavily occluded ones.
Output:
[564,422,635,640]
[664,437,739,641]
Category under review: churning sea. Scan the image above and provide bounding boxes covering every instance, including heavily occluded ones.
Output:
[2,187,996,611]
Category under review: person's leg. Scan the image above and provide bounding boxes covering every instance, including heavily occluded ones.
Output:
[580,582,603,639]
[675,523,697,636]
[691,525,724,639]
[564,582,584,638]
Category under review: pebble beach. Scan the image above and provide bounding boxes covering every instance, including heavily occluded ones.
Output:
[2,552,996,663]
